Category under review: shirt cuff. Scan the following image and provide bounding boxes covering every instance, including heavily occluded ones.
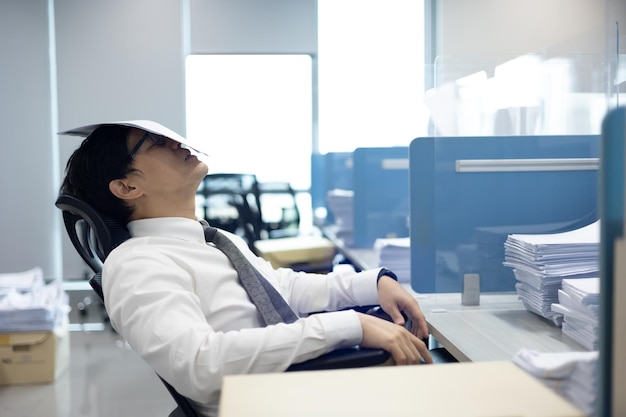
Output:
[316,309,363,347]
[377,267,398,284]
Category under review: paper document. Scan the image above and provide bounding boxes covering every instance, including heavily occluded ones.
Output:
[503,221,600,325]
[374,237,410,283]
[513,348,598,416]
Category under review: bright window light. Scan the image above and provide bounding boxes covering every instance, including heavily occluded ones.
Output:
[185,54,312,190]
[318,0,427,153]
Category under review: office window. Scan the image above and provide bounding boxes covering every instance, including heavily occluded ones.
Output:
[185,55,312,191]
[317,0,427,153]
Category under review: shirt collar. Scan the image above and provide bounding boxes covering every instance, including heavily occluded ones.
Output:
[127,217,206,244]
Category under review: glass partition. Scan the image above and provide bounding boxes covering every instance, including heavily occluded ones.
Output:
[410,51,622,297]
[424,53,623,137]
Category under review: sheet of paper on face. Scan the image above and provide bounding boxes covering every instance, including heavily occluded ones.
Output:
[58,119,209,160]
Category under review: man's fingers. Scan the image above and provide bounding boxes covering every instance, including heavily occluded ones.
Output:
[390,310,406,326]
[411,319,430,340]
[415,338,433,364]
[358,312,432,365]
[388,331,431,365]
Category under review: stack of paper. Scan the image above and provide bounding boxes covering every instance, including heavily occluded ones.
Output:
[470,220,579,292]
[0,267,44,294]
[503,221,600,325]
[326,189,354,245]
[0,268,70,332]
[551,277,600,350]
[374,237,410,283]
[513,348,598,416]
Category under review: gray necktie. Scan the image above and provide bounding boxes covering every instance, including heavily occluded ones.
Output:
[202,222,299,325]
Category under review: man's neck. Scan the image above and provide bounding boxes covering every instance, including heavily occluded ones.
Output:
[132,196,198,221]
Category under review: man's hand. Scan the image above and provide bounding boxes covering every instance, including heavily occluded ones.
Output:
[377,276,429,340]
[356,312,432,364]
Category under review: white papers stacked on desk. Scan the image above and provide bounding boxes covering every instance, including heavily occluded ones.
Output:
[551,277,600,350]
[0,268,70,332]
[513,348,598,416]
[0,267,44,294]
[326,189,354,245]
[374,237,410,283]
[503,221,599,325]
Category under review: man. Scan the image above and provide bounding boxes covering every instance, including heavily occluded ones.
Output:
[60,120,432,417]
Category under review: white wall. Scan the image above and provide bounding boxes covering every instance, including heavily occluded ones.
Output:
[54,0,189,278]
[190,0,316,54]
[435,0,607,57]
[430,0,618,85]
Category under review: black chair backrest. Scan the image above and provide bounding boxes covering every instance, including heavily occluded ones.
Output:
[55,194,200,417]
[55,194,131,274]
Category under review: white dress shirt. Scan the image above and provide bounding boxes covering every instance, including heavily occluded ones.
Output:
[102,217,382,417]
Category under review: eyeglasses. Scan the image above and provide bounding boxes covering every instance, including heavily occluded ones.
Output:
[129,132,168,159]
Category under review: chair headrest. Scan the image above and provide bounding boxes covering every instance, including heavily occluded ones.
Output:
[55,195,131,273]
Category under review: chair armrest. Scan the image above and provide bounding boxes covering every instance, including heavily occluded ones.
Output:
[286,306,394,372]
[286,346,390,372]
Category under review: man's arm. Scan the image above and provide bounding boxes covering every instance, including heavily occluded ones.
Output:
[260,262,432,365]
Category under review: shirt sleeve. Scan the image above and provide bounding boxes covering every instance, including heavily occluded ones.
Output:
[251,255,384,315]
[102,244,366,406]
[224,229,384,314]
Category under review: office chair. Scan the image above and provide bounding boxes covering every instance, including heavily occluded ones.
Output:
[56,194,392,417]
[257,181,301,239]
[196,173,264,252]
[198,175,303,245]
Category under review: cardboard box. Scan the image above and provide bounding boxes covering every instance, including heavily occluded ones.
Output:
[254,236,336,270]
[0,317,70,385]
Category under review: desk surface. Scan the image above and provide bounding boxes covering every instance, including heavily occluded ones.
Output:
[322,225,380,271]
[219,360,584,417]
[323,232,588,362]
[410,290,587,362]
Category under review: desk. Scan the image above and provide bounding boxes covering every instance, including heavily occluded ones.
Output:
[322,225,380,271]
[411,290,587,362]
[323,232,587,361]
[219,360,584,417]
[340,247,379,271]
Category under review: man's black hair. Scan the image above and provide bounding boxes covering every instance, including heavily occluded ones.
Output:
[60,125,135,225]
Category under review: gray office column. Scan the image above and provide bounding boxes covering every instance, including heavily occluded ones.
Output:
[0,0,60,279]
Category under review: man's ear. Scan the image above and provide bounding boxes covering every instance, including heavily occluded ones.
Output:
[109,178,142,201]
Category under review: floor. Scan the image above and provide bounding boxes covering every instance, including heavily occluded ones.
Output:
[0,291,177,417]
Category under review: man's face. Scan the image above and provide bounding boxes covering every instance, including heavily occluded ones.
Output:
[124,128,209,199]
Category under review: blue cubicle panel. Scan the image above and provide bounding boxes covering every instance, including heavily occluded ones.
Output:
[598,107,625,417]
[410,135,600,294]
[310,152,354,224]
[352,147,409,248]
[324,152,353,191]
[310,153,326,213]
